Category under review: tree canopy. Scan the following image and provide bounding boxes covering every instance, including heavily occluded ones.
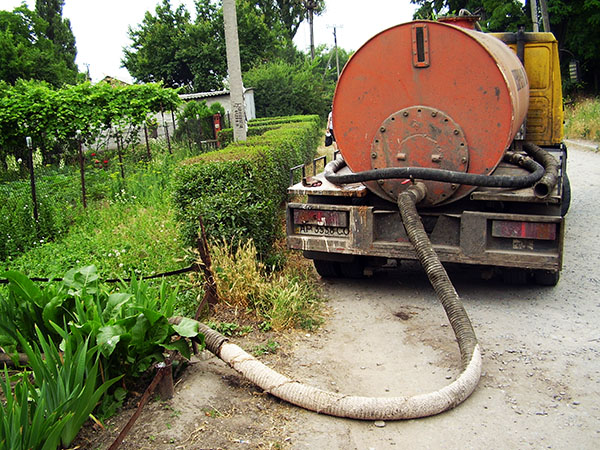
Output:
[410,0,600,91]
[254,0,326,41]
[0,5,78,86]
[35,0,77,74]
[122,0,293,92]
[121,0,330,92]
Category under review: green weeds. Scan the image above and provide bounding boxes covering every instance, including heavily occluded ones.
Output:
[564,96,600,143]
[209,239,322,330]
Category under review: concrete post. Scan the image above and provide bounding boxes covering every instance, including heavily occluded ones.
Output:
[223,0,246,141]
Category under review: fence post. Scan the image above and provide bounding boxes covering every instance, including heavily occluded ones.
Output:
[184,118,192,152]
[77,132,87,208]
[114,129,125,179]
[143,123,152,160]
[26,136,39,222]
[161,107,172,154]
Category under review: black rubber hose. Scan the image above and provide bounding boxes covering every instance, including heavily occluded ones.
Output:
[523,142,560,198]
[397,184,478,370]
[325,151,544,188]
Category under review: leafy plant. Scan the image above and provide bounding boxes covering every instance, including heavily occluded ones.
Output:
[18,326,121,447]
[253,339,280,356]
[0,266,201,380]
[0,366,70,450]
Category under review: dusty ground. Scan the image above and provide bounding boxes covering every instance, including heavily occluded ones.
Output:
[80,143,599,450]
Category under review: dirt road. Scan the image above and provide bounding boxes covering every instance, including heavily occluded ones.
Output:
[87,143,599,450]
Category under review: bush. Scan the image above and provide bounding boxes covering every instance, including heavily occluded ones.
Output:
[243,60,332,118]
[172,115,320,256]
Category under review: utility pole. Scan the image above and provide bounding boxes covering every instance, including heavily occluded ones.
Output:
[327,24,342,79]
[305,1,318,60]
[223,0,246,141]
[539,0,551,32]
[530,0,539,32]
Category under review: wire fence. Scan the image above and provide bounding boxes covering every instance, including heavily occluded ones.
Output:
[0,113,228,262]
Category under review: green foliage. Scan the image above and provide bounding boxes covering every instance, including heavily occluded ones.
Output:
[564,96,600,141]
[217,122,281,147]
[548,0,600,93]
[17,326,121,447]
[0,141,184,264]
[123,0,287,91]
[0,171,78,261]
[0,266,198,381]
[0,80,180,165]
[175,100,224,144]
[0,366,70,450]
[0,5,77,86]
[172,115,320,255]
[243,60,333,118]
[0,265,207,448]
[34,0,77,75]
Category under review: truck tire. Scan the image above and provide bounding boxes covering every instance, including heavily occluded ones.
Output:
[533,269,560,286]
[313,259,340,278]
[561,173,571,216]
[339,257,366,278]
[502,268,528,285]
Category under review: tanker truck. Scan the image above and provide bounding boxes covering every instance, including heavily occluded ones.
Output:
[286,16,569,286]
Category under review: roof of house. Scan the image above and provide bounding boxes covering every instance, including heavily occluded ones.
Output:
[179,87,254,101]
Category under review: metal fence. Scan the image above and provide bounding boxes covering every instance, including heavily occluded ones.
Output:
[0,115,221,262]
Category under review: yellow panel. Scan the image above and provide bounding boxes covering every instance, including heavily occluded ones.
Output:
[490,32,564,146]
[524,46,550,90]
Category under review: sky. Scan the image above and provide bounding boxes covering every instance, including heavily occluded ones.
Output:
[1,0,419,84]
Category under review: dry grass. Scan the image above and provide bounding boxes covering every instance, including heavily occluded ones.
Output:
[206,239,322,330]
[564,97,600,142]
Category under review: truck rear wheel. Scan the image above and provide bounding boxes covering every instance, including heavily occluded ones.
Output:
[561,173,571,216]
[533,269,560,286]
[339,257,366,278]
[313,259,341,278]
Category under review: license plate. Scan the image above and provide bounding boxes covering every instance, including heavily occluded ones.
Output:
[294,224,350,236]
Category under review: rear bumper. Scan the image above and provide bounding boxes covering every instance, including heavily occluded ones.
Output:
[287,203,564,271]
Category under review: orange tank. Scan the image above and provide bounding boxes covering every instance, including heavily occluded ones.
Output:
[332,19,530,205]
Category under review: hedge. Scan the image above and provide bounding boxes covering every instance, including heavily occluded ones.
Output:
[172,115,320,255]
[217,115,321,147]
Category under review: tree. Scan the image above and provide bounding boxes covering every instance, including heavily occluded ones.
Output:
[122,0,195,89]
[0,6,77,86]
[122,0,287,92]
[544,0,600,92]
[35,0,77,75]
[253,0,325,41]
[411,0,528,31]
[243,58,332,117]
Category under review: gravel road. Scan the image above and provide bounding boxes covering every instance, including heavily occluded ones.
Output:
[86,143,599,450]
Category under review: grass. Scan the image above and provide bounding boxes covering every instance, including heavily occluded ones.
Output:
[2,134,324,329]
[564,96,600,143]
[208,238,323,330]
